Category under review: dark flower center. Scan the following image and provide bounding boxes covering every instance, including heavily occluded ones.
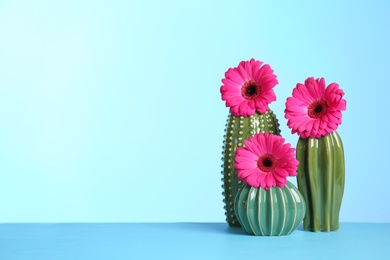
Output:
[308,99,328,118]
[241,80,261,100]
[263,158,273,167]
[314,105,323,114]
[257,153,278,172]
[246,85,257,96]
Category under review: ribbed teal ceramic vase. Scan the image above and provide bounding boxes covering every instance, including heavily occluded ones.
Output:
[234,182,306,236]
[296,130,345,232]
[221,109,281,227]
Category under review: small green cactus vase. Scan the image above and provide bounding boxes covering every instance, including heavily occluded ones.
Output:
[296,130,345,232]
[221,109,281,227]
[234,182,306,236]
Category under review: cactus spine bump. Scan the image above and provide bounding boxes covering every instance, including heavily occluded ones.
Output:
[221,109,281,227]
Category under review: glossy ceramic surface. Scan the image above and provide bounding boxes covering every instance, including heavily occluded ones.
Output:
[296,130,345,232]
[221,109,281,227]
[234,182,306,236]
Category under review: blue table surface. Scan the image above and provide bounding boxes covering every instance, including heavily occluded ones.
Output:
[0,222,389,260]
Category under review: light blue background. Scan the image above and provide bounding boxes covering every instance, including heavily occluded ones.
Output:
[0,0,389,222]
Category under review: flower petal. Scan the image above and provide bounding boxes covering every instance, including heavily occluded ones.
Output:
[220,59,278,117]
[285,77,346,138]
[234,132,298,189]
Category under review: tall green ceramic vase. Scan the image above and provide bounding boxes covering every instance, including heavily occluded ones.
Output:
[234,182,306,236]
[221,109,281,227]
[296,130,345,232]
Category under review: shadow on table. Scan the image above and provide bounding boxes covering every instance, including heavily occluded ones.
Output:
[226,223,305,235]
[169,223,305,236]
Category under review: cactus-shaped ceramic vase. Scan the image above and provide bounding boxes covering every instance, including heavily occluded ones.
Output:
[221,109,281,227]
[234,182,306,236]
[296,130,345,232]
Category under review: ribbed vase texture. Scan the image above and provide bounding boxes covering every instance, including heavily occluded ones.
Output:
[234,182,306,236]
[296,131,345,232]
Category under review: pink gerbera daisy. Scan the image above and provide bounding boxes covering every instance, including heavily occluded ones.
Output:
[220,59,278,117]
[285,77,347,139]
[234,132,299,190]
